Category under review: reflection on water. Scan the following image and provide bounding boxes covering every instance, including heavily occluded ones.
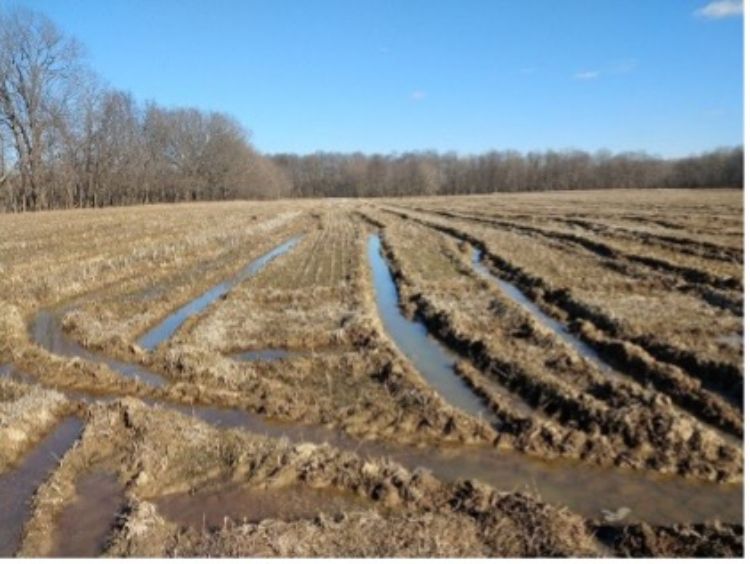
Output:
[0,417,84,556]
[189,397,742,525]
[137,236,302,351]
[31,311,167,389]
[471,247,743,447]
[471,248,618,377]
[233,349,297,362]
[367,234,495,424]
[3,233,742,540]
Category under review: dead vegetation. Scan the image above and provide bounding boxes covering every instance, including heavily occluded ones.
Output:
[360,209,741,482]
[594,522,743,557]
[382,198,743,440]
[0,375,71,472]
[0,192,743,557]
[155,210,493,446]
[18,400,600,557]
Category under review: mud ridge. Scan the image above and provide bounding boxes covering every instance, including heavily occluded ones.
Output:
[593,522,743,557]
[371,226,741,482]
[383,207,744,435]
[557,216,743,264]
[406,206,743,294]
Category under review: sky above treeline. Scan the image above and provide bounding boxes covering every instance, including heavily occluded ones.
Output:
[14,0,744,157]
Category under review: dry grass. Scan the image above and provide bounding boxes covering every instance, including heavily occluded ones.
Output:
[151,209,493,446]
[0,191,743,557]
[18,400,599,557]
[383,193,743,441]
[0,376,70,472]
[361,208,741,482]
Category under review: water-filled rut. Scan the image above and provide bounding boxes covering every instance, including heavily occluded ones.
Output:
[0,417,84,556]
[366,235,496,424]
[138,236,302,351]
[470,245,743,449]
[48,471,125,557]
[471,247,617,378]
[2,232,742,553]
[32,311,167,389]
[364,234,741,525]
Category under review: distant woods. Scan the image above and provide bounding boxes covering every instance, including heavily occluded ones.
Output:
[271,147,743,198]
[0,7,743,212]
[0,7,287,212]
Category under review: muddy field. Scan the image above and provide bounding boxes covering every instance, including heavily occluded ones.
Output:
[0,190,743,557]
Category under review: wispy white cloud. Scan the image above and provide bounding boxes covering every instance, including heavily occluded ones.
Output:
[695,0,743,19]
[574,70,599,80]
[410,90,427,101]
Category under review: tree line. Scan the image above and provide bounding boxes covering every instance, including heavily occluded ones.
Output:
[0,7,742,212]
[0,7,289,212]
[271,147,743,198]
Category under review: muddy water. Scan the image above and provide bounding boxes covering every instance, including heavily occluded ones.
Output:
[154,482,376,530]
[367,235,496,424]
[362,234,742,525]
[0,363,37,387]
[3,355,743,526]
[5,233,742,536]
[0,416,84,556]
[183,399,743,525]
[49,471,125,557]
[137,236,302,351]
[31,311,167,389]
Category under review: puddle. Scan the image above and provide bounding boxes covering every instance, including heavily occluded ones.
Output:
[183,401,743,526]
[31,311,167,389]
[137,236,302,351]
[2,234,742,535]
[2,362,743,527]
[0,417,84,556]
[367,234,496,424]
[0,363,38,388]
[49,471,125,557]
[154,481,376,530]
[361,234,742,525]
[233,349,299,362]
[231,347,345,362]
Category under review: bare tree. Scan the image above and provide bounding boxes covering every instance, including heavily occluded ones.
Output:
[0,7,83,210]
[0,5,741,213]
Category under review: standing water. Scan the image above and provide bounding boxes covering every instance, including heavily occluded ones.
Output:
[470,247,743,447]
[363,233,742,525]
[31,311,167,389]
[138,236,302,351]
[2,233,742,539]
[0,417,84,556]
[158,399,744,525]
[48,471,125,557]
[367,234,495,424]
[471,248,618,377]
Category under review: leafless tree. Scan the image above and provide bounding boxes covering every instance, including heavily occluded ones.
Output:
[0,7,83,210]
[0,5,741,213]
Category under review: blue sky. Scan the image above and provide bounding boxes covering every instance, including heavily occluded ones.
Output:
[12,0,744,156]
